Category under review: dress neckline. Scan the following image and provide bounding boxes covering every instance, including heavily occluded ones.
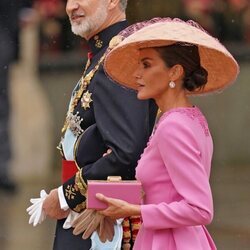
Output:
[152,106,209,137]
[158,106,198,122]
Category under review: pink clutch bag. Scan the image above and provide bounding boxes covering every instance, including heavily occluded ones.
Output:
[87,176,142,209]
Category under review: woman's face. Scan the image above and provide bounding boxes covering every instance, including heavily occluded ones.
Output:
[134,48,172,101]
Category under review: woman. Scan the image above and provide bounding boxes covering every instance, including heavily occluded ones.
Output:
[96,18,239,250]
[73,18,239,249]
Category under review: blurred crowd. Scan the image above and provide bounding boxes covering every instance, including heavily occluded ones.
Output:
[33,0,85,56]
[182,0,250,43]
[29,0,250,56]
[0,0,34,192]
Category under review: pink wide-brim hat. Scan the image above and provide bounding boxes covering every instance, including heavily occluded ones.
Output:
[104,18,239,95]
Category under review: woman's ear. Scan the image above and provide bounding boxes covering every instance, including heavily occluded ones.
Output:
[169,64,184,82]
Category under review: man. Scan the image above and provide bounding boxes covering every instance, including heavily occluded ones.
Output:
[42,0,157,249]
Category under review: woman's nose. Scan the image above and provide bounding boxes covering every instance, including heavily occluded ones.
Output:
[133,67,142,79]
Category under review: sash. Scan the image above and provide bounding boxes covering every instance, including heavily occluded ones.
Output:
[62,159,78,183]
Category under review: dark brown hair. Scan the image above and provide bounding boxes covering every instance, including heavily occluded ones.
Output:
[155,43,208,92]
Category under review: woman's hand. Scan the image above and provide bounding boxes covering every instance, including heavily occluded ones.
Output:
[103,148,112,157]
[96,193,141,220]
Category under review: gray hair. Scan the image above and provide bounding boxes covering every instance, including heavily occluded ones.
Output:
[119,0,128,11]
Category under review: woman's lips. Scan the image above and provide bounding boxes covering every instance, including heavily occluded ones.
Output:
[136,81,145,88]
[136,82,145,91]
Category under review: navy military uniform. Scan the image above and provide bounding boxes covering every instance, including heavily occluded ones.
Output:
[53,21,158,250]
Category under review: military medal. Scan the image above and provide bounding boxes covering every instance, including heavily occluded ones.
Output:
[60,33,117,138]
[66,112,84,137]
[81,91,93,110]
[61,54,106,134]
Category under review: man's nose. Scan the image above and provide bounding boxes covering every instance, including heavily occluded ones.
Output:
[66,0,80,14]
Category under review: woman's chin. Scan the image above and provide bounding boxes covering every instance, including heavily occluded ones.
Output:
[137,91,149,100]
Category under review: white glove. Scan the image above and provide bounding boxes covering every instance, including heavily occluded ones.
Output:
[26,189,48,226]
[63,211,80,229]
[27,189,79,229]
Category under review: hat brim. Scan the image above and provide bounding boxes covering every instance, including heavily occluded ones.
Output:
[104,21,239,95]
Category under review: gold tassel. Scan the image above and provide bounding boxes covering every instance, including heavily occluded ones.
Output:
[122,217,131,249]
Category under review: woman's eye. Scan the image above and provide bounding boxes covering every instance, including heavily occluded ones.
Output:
[143,62,150,68]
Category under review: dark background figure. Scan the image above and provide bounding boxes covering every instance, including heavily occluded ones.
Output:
[0,0,33,192]
[210,0,248,42]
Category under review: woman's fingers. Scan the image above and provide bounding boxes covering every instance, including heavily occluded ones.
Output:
[96,193,107,202]
[102,148,112,157]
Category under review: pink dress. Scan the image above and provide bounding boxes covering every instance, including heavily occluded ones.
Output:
[134,107,217,250]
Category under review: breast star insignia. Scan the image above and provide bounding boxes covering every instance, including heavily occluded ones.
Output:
[81,91,93,110]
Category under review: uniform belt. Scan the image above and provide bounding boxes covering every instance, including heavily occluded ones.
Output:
[62,159,78,183]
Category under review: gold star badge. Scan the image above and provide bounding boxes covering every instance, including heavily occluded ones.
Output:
[94,35,103,48]
[81,91,93,110]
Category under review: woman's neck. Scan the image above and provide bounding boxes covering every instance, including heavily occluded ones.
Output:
[156,90,192,113]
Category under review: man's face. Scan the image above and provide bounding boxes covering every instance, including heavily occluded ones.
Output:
[66,0,109,39]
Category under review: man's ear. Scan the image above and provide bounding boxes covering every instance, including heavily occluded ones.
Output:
[108,0,120,10]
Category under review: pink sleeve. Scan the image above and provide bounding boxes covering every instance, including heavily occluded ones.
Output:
[141,117,213,230]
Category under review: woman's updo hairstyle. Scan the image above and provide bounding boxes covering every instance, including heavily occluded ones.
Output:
[155,43,208,92]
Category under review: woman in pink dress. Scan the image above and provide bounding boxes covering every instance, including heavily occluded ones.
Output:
[81,18,239,249]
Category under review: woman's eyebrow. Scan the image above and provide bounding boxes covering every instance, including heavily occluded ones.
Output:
[141,57,153,62]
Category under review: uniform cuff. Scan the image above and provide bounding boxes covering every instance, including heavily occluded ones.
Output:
[58,186,69,210]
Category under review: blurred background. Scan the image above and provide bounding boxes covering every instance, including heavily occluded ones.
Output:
[0,0,249,249]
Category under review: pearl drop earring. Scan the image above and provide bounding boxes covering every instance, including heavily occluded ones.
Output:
[169,81,176,89]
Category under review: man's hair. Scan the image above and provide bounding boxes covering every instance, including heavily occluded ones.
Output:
[119,0,128,11]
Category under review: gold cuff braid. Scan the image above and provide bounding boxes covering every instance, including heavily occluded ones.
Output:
[75,171,87,196]
[73,201,86,213]
[73,171,88,212]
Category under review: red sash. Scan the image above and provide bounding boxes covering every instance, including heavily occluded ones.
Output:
[62,159,78,183]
